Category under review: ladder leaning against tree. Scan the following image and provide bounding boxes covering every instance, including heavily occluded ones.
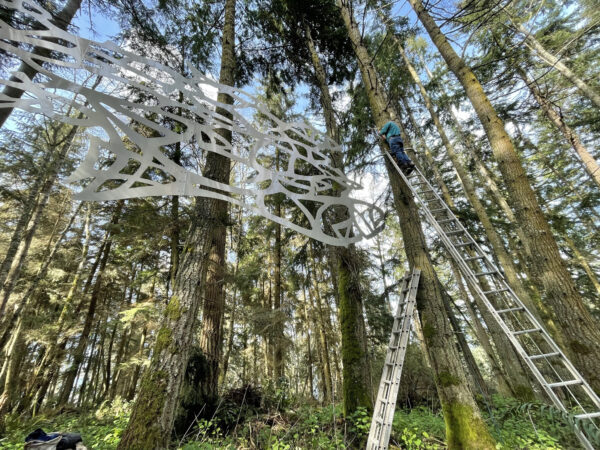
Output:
[367,268,420,450]
[369,149,600,450]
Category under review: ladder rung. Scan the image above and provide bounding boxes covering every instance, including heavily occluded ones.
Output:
[528,352,560,360]
[512,328,541,336]
[575,411,600,420]
[482,288,508,295]
[438,218,456,224]
[455,241,474,247]
[446,230,464,236]
[548,379,583,388]
[474,271,498,277]
[465,255,484,261]
[430,208,447,214]
[496,306,524,314]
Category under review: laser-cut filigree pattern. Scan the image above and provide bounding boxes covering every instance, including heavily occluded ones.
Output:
[0,0,384,245]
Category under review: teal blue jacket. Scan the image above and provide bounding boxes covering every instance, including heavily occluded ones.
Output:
[379,121,401,139]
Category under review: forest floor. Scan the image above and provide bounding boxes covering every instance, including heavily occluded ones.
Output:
[0,395,583,449]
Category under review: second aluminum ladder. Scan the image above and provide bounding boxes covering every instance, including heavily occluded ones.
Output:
[367,268,420,450]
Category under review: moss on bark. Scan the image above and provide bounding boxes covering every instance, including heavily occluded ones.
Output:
[442,401,496,449]
[437,371,461,387]
[338,251,372,416]
[117,370,168,449]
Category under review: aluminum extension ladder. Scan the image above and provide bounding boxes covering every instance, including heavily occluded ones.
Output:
[367,268,420,450]
[384,151,600,449]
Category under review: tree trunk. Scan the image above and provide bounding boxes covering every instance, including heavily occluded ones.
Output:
[305,22,371,414]
[448,108,531,258]
[513,21,600,109]
[561,234,600,299]
[118,1,236,446]
[302,289,316,400]
[519,69,600,189]
[0,319,27,431]
[440,290,489,397]
[125,326,147,402]
[409,0,600,392]
[0,0,83,128]
[272,194,285,380]
[337,1,496,446]
[220,287,237,386]
[307,267,333,403]
[220,207,243,386]
[55,203,121,406]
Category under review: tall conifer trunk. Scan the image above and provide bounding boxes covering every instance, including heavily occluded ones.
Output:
[408,0,600,392]
[118,1,236,446]
[512,21,600,108]
[518,69,600,189]
[305,23,371,414]
[337,1,495,446]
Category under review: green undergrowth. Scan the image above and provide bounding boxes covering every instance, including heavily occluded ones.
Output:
[0,398,131,450]
[0,395,585,449]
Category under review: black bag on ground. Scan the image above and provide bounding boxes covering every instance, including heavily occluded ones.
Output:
[25,428,83,450]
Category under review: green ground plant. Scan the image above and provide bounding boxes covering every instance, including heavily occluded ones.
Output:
[0,395,586,449]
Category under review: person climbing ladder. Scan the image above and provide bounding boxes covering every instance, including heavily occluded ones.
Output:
[379,121,415,175]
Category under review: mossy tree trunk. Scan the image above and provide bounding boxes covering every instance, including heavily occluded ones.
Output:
[118,1,236,447]
[305,23,371,415]
[337,1,496,446]
[409,0,600,392]
[197,0,236,404]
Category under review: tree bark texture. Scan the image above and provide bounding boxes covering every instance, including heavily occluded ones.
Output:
[118,1,236,447]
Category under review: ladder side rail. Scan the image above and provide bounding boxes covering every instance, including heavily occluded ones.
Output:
[367,269,420,450]
[367,273,411,449]
[377,270,420,448]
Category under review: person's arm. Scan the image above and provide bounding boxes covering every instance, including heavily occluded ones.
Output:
[379,122,390,141]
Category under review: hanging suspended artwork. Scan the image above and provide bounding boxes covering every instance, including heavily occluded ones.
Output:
[0,0,384,246]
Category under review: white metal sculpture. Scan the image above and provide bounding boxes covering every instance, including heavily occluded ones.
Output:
[0,0,384,246]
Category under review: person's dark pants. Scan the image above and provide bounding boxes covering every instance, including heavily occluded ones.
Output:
[388,135,411,166]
